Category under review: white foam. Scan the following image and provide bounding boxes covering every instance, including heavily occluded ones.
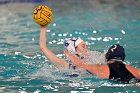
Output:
[114,38,119,40]
[89,37,96,41]
[52,33,56,36]
[93,30,97,33]
[57,54,64,57]
[49,42,53,44]
[32,38,35,41]
[69,34,73,36]
[103,37,109,42]
[60,39,64,42]
[68,82,81,87]
[82,32,86,35]
[34,90,41,93]
[43,85,55,90]
[121,30,126,34]
[78,32,82,34]
[53,89,59,91]
[108,37,113,40]
[75,31,78,34]
[0,87,6,90]
[23,55,33,59]
[46,30,51,32]
[63,33,67,37]
[97,37,102,41]
[15,51,21,55]
[80,51,106,64]
[53,23,56,27]
[52,40,57,43]
[19,90,28,93]
[58,34,62,37]
[57,42,63,45]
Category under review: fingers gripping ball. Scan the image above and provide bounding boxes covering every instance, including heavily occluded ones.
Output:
[32,5,53,26]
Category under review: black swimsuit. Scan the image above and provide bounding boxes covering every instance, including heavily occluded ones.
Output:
[108,61,140,83]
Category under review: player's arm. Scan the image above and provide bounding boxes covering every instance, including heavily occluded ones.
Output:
[64,50,109,78]
[125,64,140,78]
[40,26,69,68]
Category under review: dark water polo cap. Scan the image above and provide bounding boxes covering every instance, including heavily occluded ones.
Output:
[106,44,125,61]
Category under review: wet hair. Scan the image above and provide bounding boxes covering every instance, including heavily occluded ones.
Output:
[106,44,125,61]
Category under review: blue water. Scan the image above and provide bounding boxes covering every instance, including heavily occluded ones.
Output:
[0,1,140,93]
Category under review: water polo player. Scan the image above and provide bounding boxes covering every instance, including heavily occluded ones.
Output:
[64,44,140,83]
[39,26,106,70]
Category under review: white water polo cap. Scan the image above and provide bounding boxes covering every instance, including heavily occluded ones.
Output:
[64,37,84,54]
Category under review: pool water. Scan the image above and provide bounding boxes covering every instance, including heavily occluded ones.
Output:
[0,1,140,93]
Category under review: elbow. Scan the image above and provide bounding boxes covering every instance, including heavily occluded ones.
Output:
[40,46,43,51]
[40,45,46,52]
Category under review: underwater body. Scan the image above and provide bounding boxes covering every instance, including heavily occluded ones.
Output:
[0,0,140,93]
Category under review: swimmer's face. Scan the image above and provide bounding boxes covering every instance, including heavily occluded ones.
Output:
[75,42,88,53]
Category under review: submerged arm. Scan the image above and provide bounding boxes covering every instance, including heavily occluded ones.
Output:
[40,26,69,68]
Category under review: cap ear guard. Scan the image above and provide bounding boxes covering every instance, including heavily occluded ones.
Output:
[64,42,69,47]
[64,39,76,54]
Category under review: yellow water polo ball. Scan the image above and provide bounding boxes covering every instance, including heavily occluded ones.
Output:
[32,5,53,26]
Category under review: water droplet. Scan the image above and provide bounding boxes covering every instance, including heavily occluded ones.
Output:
[52,40,57,43]
[103,37,109,42]
[90,37,96,41]
[53,23,56,26]
[121,30,125,34]
[15,51,21,55]
[46,30,50,32]
[108,37,113,40]
[63,33,67,37]
[58,34,62,37]
[93,30,97,33]
[97,37,102,41]
[32,38,35,41]
[52,33,55,36]
[49,42,53,44]
[69,34,72,36]
[114,38,119,40]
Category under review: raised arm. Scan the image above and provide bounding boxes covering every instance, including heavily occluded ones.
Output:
[40,25,69,68]
[64,50,109,78]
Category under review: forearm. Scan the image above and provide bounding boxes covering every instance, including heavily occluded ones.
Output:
[39,27,59,62]
[64,50,109,78]
[42,48,68,67]
[39,26,68,68]
[68,55,109,78]
[68,55,88,69]
[40,26,47,49]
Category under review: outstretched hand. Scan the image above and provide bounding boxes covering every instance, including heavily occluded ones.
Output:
[40,25,47,32]
[64,49,87,69]
[63,49,71,58]
[63,49,76,60]
[40,25,46,28]
[64,49,79,61]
